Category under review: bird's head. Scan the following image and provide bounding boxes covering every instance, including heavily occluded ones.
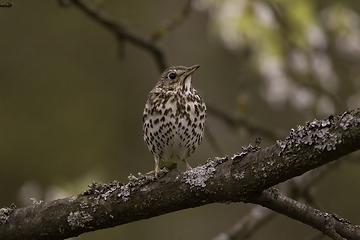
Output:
[156,65,200,92]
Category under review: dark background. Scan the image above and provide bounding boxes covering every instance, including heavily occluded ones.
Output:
[1,1,360,239]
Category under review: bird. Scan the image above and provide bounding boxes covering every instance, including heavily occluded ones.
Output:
[143,65,206,178]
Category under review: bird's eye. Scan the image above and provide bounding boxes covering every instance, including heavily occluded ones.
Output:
[168,73,176,80]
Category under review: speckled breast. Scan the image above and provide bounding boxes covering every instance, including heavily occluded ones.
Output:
[143,89,206,163]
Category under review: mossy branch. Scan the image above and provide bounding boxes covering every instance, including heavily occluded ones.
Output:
[1,109,360,240]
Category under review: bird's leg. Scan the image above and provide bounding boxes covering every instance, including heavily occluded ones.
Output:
[154,156,161,179]
[183,159,192,170]
[146,156,161,179]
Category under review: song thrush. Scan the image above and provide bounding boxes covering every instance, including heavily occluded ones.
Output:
[143,65,206,178]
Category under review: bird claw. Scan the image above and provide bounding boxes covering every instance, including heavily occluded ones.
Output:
[146,167,169,180]
[182,160,192,170]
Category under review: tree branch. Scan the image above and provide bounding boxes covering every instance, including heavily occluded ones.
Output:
[59,0,194,72]
[0,2,12,7]
[206,104,285,140]
[62,0,168,71]
[247,188,360,240]
[1,109,360,239]
[213,205,274,240]
[150,0,193,41]
[213,165,330,240]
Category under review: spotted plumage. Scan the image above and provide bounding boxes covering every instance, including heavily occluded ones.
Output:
[143,65,206,178]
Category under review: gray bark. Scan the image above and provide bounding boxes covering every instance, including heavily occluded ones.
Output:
[1,109,360,240]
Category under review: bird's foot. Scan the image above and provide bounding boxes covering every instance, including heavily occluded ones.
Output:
[183,160,192,170]
[146,167,169,180]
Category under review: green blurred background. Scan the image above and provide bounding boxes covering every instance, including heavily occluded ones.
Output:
[1,0,360,239]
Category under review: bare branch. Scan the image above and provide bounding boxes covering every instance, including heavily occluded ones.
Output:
[307,232,327,240]
[1,109,360,239]
[213,206,274,240]
[207,104,285,140]
[247,188,360,240]
[62,0,168,71]
[0,2,12,7]
[213,165,330,240]
[150,0,193,41]
[59,0,195,72]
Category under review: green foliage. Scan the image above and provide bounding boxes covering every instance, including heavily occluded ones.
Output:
[200,0,360,115]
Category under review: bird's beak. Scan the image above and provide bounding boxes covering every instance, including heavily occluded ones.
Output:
[181,65,200,77]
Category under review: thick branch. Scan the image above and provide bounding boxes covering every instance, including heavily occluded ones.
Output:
[1,109,360,239]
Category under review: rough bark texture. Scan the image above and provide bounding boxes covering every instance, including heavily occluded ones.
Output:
[247,188,360,240]
[1,109,360,240]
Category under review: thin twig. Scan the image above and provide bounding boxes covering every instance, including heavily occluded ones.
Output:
[213,206,274,240]
[265,1,340,109]
[0,2,12,7]
[207,104,285,140]
[307,232,326,240]
[151,0,193,41]
[62,0,196,72]
[65,0,168,71]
